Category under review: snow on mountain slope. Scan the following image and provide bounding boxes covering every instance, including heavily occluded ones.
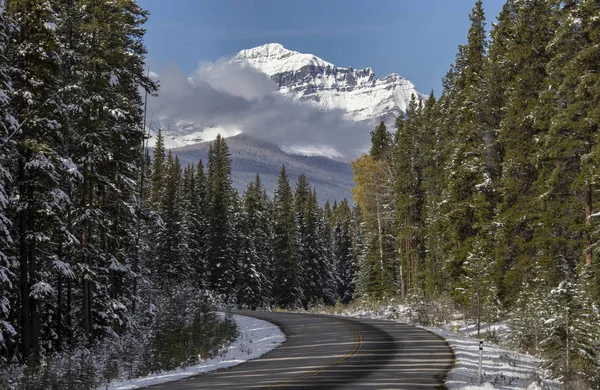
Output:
[232,43,425,123]
[148,43,425,159]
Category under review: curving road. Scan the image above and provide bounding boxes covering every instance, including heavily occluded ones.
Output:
[148,311,454,389]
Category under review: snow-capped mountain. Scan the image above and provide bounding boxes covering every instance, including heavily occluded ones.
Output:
[148,43,425,157]
[232,43,424,123]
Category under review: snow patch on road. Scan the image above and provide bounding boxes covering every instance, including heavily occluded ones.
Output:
[103,314,285,389]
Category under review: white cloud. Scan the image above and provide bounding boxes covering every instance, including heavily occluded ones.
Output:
[147,59,371,159]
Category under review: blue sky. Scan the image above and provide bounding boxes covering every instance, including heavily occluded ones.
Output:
[140,0,505,96]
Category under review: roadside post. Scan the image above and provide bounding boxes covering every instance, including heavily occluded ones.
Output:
[478,340,483,384]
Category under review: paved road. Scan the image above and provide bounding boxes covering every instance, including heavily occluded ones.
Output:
[148,311,454,389]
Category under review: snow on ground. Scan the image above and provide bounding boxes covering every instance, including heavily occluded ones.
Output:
[427,326,559,390]
[103,314,285,390]
[338,306,561,390]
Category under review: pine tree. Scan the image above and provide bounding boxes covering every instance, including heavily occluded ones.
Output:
[0,0,16,362]
[494,0,558,304]
[333,200,355,303]
[535,0,600,286]
[205,135,237,297]
[314,191,337,305]
[154,152,185,288]
[441,1,496,301]
[295,175,320,307]
[192,159,208,287]
[369,121,393,164]
[6,0,68,362]
[237,174,272,308]
[272,166,302,308]
[151,129,166,209]
[541,279,600,382]
[393,95,429,297]
[352,155,395,299]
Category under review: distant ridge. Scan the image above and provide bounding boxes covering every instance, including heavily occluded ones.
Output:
[171,134,354,204]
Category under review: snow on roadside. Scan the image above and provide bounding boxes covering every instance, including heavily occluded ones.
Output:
[425,326,560,390]
[103,314,285,390]
[341,307,560,390]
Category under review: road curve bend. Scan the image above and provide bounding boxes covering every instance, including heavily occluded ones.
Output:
[148,311,454,389]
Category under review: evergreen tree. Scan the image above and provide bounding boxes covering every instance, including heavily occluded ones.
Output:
[369,121,393,164]
[0,0,16,362]
[535,0,600,288]
[352,154,395,299]
[205,135,237,296]
[237,174,272,308]
[151,129,166,209]
[295,175,319,307]
[192,159,208,287]
[272,166,302,308]
[6,0,67,361]
[494,0,558,304]
[333,200,355,303]
[154,152,185,288]
[540,279,600,382]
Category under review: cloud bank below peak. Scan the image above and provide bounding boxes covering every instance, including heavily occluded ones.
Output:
[147,58,372,159]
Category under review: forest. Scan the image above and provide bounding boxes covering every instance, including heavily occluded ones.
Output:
[351,0,600,386]
[1,0,600,388]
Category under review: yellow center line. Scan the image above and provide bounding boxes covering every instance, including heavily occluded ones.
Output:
[260,325,364,388]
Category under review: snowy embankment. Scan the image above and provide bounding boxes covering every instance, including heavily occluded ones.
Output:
[345,307,560,390]
[103,314,285,389]
[427,327,559,390]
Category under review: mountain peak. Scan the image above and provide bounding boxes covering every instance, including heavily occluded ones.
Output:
[233,43,333,76]
[235,43,293,60]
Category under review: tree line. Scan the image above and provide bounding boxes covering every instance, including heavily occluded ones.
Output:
[148,130,357,311]
[351,0,600,385]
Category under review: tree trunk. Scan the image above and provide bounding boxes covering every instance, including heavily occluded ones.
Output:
[376,195,384,273]
[585,183,592,266]
[18,160,31,362]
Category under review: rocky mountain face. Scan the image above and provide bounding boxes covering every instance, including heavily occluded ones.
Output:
[232,43,425,123]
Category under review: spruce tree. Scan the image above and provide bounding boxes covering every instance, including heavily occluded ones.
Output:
[333,200,355,303]
[0,0,16,362]
[154,152,185,288]
[237,174,272,308]
[205,135,237,297]
[151,129,166,209]
[272,166,302,308]
[192,159,208,287]
[494,0,558,304]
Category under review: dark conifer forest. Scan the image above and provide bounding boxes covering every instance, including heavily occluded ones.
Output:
[1,0,600,388]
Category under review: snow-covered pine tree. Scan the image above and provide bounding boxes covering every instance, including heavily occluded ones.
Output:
[237,174,272,308]
[312,190,337,305]
[5,0,70,362]
[205,135,237,297]
[192,159,208,287]
[54,0,155,345]
[154,152,185,288]
[0,0,17,363]
[333,200,356,303]
[540,279,600,383]
[150,128,166,209]
[295,175,319,307]
[272,165,302,308]
[509,261,550,355]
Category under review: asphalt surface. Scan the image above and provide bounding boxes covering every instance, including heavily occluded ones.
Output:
[148,311,454,389]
